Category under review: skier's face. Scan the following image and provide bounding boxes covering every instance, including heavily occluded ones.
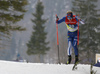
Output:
[67,13,73,20]
[67,16,72,20]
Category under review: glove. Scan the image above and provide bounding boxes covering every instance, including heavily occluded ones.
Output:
[56,18,59,23]
[56,15,59,23]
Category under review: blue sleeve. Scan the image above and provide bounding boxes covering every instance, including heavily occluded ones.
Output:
[75,16,79,22]
[57,17,66,24]
[75,16,85,24]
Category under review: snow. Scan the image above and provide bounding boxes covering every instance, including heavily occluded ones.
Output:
[0,60,99,74]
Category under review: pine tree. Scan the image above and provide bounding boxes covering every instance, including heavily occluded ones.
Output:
[72,0,100,63]
[0,0,28,49]
[27,0,50,62]
[0,0,28,35]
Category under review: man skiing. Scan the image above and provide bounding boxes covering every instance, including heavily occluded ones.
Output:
[94,58,100,67]
[56,11,84,64]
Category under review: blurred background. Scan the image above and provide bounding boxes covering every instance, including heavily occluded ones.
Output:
[0,0,100,64]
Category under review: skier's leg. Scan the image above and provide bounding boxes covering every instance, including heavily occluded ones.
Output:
[72,36,79,63]
[67,37,72,64]
[67,40,72,56]
[72,36,78,55]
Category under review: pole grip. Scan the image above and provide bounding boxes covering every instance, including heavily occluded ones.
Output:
[56,14,59,19]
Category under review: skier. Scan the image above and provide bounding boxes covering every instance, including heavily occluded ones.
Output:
[97,58,100,63]
[56,10,84,64]
[94,58,100,67]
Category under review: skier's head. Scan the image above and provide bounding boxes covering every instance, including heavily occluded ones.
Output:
[67,10,73,20]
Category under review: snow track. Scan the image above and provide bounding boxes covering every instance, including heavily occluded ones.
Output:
[0,60,99,74]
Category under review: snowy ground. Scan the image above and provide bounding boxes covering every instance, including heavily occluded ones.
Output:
[0,60,99,74]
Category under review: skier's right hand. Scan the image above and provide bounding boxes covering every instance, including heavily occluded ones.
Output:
[56,18,59,23]
[56,15,59,23]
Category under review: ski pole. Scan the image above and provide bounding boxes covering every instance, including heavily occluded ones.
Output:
[56,14,60,64]
[77,14,80,45]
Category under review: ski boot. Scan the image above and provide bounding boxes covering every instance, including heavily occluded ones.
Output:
[66,55,72,64]
[75,55,79,64]
[72,55,79,70]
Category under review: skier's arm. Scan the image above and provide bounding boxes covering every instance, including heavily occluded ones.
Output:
[79,19,85,24]
[75,16,85,24]
[56,17,66,24]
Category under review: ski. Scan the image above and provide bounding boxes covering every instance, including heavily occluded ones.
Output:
[72,60,80,70]
[72,63,78,70]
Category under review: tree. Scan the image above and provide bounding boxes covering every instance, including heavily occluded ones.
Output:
[0,0,28,48]
[0,0,28,33]
[72,0,100,64]
[27,0,50,63]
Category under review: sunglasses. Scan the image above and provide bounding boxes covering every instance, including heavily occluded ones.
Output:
[67,16,72,19]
